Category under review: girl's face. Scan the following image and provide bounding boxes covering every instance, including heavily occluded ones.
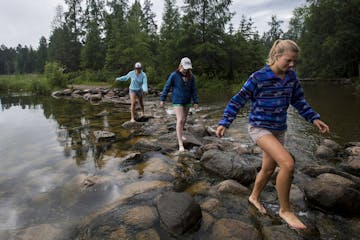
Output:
[275,50,298,73]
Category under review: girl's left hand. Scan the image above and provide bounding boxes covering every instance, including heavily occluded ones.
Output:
[313,119,330,133]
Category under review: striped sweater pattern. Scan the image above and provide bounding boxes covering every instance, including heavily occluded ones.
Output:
[219,65,320,131]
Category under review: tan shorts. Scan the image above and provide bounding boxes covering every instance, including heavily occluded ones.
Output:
[248,125,286,145]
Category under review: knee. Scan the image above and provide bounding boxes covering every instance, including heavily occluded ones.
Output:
[261,168,275,178]
[280,157,295,173]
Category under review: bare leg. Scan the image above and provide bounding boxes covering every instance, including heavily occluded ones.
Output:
[174,107,186,151]
[129,93,136,122]
[137,94,145,117]
[182,107,189,140]
[249,149,277,214]
[256,134,306,229]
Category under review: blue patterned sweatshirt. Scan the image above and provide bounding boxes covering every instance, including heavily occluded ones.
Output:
[160,71,199,105]
[219,65,320,131]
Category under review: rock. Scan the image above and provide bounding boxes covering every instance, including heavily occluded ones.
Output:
[122,180,172,196]
[93,130,115,142]
[322,139,342,151]
[156,191,202,236]
[301,165,360,185]
[15,224,62,240]
[289,184,306,210]
[215,179,249,195]
[123,206,157,229]
[135,229,160,240]
[315,145,335,159]
[122,121,144,129]
[200,198,221,213]
[118,152,143,168]
[304,173,360,216]
[209,218,260,240]
[340,155,360,177]
[185,181,211,195]
[262,225,310,240]
[200,149,257,186]
[158,132,202,151]
[134,139,161,152]
[345,146,360,156]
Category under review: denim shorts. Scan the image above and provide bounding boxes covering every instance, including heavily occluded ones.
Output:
[129,89,143,97]
[248,125,286,145]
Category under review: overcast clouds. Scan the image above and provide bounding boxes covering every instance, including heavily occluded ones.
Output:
[0,0,306,48]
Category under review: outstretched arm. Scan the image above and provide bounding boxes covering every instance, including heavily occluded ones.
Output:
[142,72,148,93]
[115,72,131,81]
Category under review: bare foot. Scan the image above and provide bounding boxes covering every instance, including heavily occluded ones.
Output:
[130,119,136,123]
[248,196,267,215]
[179,145,185,152]
[279,209,307,229]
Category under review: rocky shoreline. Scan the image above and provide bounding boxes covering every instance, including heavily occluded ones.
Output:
[13,87,360,239]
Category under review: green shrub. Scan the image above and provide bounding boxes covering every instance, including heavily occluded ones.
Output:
[30,78,51,95]
[45,62,67,88]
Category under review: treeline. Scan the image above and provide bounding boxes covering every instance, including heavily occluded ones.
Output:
[0,0,359,89]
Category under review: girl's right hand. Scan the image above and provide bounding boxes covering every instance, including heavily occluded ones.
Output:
[216,125,226,138]
[160,101,165,108]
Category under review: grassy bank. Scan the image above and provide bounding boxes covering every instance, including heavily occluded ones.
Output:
[0,74,52,95]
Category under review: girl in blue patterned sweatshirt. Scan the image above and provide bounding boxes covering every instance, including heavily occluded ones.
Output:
[216,40,329,229]
[160,57,199,152]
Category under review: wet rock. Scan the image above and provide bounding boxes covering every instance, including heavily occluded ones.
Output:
[200,149,257,186]
[200,198,221,213]
[322,139,342,151]
[209,218,260,240]
[262,225,307,240]
[123,206,157,229]
[122,180,172,196]
[134,139,161,152]
[345,146,360,156]
[315,145,335,159]
[15,224,62,240]
[339,155,360,177]
[304,173,360,216]
[122,120,144,129]
[200,211,216,232]
[109,226,127,240]
[158,131,202,151]
[135,229,160,240]
[301,165,360,185]
[289,184,306,210]
[118,152,143,168]
[156,191,202,236]
[215,179,249,195]
[187,124,208,138]
[93,130,115,142]
[186,181,211,195]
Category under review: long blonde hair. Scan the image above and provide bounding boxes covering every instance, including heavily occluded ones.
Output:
[267,39,300,65]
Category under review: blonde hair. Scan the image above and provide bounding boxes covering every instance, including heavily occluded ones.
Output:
[267,39,300,65]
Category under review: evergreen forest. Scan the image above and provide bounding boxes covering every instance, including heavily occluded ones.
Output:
[0,0,359,90]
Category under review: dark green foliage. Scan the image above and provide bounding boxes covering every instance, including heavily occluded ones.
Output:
[44,62,67,88]
[1,0,359,91]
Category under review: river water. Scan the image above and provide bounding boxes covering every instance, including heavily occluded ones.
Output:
[0,82,359,238]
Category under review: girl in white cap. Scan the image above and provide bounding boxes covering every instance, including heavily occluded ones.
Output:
[160,57,199,152]
[116,62,148,122]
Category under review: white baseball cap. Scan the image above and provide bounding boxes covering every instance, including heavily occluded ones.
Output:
[180,57,192,70]
[134,62,142,68]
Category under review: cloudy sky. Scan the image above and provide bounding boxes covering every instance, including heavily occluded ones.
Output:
[0,0,306,48]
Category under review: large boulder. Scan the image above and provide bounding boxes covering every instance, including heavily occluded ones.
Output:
[200,149,257,186]
[156,191,202,236]
[304,173,360,216]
